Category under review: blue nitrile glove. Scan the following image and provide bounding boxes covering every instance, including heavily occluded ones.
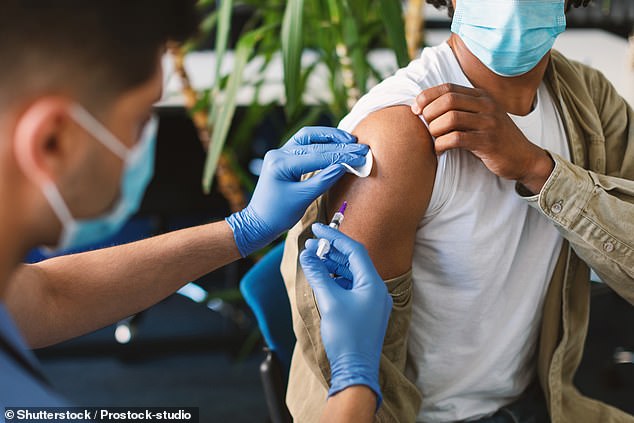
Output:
[299,223,392,409]
[226,127,368,257]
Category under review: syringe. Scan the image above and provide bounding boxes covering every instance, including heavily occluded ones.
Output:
[316,201,347,259]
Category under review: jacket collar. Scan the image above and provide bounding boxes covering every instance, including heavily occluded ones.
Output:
[546,49,607,173]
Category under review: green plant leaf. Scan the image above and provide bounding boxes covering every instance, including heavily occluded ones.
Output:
[182,9,218,52]
[200,9,219,38]
[326,0,341,23]
[281,0,305,120]
[378,0,409,67]
[341,5,368,95]
[195,0,411,194]
[197,0,218,8]
[202,27,271,194]
[192,88,212,115]
[214,0,234,89]
[223,146,257,193]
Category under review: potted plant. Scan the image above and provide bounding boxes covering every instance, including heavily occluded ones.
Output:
[170,0,426,211]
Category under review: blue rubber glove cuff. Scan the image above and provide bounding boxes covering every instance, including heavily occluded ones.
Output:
[226,207,275,257]
[328,352,383,410]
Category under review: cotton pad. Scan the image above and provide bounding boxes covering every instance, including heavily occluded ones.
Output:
[342,149,373,178]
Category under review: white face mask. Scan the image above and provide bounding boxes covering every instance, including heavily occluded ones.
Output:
[41,104,158,254]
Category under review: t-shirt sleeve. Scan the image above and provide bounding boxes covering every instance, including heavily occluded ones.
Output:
[338,66,427,133]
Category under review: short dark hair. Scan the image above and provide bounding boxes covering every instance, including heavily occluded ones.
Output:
[426,0,592,19]
[0,1,200,112]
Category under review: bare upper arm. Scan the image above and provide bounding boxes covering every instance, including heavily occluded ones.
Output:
[327,105,436,279]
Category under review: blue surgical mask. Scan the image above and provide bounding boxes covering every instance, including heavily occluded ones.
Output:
[41,104,158,253]
[451,0,566,77]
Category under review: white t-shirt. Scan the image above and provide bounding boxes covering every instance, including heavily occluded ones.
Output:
[338,42,570,422]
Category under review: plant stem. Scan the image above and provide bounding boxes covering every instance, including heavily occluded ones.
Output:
[169,44,211,150]
[405,0,425,60]
[169,44,247,213]
[335,42,361,110]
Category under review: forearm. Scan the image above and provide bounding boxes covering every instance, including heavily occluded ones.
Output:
[6,220,240,348]
[4,125,366,348]
[520,153,634,302]
[320,386,376,423]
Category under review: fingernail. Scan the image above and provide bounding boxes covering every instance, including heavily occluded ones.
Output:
[411,104,421,114]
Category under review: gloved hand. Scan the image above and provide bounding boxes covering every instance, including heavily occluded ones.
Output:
[300,223,392,408]
[227,127,368,257]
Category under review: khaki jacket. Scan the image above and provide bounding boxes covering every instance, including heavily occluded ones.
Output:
[280,50,634,423]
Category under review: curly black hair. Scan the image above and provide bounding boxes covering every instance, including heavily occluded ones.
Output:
[426,0,592,18]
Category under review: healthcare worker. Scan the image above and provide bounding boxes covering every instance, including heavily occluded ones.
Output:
[0,1,389,421]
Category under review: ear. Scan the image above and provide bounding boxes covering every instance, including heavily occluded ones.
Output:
[13,97,79,187]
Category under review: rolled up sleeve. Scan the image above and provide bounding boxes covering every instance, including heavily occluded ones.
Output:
[517,152,634,303]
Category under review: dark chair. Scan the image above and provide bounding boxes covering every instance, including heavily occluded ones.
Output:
[240,243,295,423]
[575,282,634,415]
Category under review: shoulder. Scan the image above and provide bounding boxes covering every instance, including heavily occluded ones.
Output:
[353,106,434,168]
[338,74,423,134]
[349,105,436,220]
[327,106,436,278]
[339,44,454,133]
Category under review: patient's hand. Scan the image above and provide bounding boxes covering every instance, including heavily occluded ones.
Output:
[412,83,554,194]
[328,106,436,279]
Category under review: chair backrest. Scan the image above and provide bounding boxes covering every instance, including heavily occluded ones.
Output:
[240,242,296,375]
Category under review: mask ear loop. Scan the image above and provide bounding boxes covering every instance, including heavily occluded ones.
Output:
[67,105,130,160]
[39,180,76,253]
[40,181,73,224]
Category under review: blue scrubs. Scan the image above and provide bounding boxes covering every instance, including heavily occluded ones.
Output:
[0,303,69,407]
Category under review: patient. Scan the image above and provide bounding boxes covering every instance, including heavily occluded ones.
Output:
[281,0,634,422]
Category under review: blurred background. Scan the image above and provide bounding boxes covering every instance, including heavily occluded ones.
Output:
[29,1,633,422]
